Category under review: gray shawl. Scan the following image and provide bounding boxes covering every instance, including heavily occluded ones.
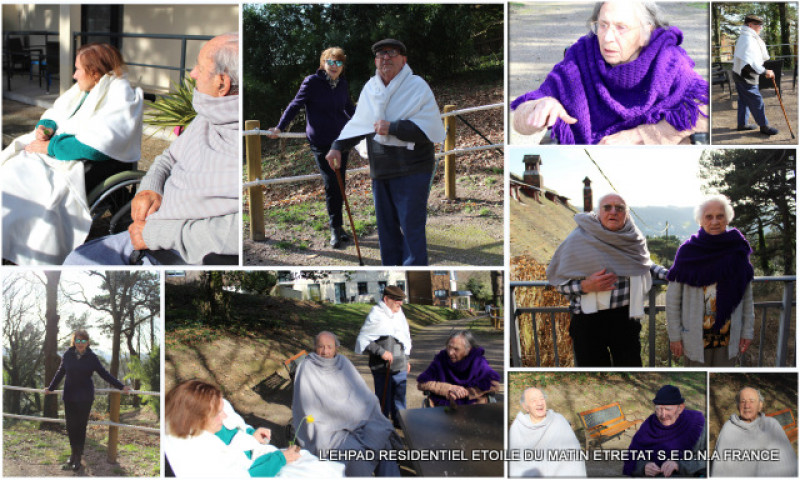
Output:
[291,353,395,469]
[547,212,651,285]
[509,410,587,477]
[713,413,798,477]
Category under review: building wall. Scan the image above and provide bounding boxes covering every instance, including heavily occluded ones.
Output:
[406,271,434,305]
[276,271,407,304]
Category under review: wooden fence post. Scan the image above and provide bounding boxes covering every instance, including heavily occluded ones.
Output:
[246,120,265,240]
[443,105,456,200]
[107,391,120,462]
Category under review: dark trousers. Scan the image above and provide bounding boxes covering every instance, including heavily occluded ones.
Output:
[371,369,407,422]
[309,143,348,229]
[569,306,642,367]
[64,400,93,456]
[734,76,769,127]
[372,172,431,266]
[83,159,135,195]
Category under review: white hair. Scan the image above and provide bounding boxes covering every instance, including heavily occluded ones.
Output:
[695,195,735,225]
[519,387,546,412]
[212,33,239,94]
[588,1,669,46]
[596,192,629,212]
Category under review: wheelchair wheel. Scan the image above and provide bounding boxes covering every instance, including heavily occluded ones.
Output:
[87,170,145,238]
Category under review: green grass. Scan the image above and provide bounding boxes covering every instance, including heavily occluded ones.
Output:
[484,177,497,186]
[275,239,309,251]
[479,208,492,217]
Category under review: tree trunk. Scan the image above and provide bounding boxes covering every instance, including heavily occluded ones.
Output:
[41,271,61,430]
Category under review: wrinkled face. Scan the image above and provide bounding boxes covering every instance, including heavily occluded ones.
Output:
[384,296,403,314]
[190,38,226,97]
[749,22,763,34]
[701,201,728,235]
[374,48,407,85]
[738,388,762,422]
[446,336,470,363]
[205,398,226,433]
[655,404,685,426]
[315,333,337,359]
[323,57,343,80]
[523,388,548,423]
[598,194,627,231]
[73,56,98,92]
[596,1,649,66]
[74,336,89,354]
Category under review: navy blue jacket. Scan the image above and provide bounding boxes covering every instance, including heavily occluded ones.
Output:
[47,347,125,403]
[277,69,356,148]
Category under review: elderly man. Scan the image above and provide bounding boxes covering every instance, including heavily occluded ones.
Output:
[326,39,445,266]
[547,193,667,366]
[511,1,708,145]
[416,330,500,406]
[712,387,797,477]
[64,33,239,265]
[732,14,779,135]
[355,286,412,424]
[293,331,400,477]
[509,387,586,477]
[624,385,706,477]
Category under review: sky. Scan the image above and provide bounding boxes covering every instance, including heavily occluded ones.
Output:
[508,147,709,208]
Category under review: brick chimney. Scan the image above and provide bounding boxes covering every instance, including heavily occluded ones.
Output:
[523,155,542,189]
[583,176,592,212]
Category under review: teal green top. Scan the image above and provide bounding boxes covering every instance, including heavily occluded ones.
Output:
[214,425,286,477]
[35,92,112,162]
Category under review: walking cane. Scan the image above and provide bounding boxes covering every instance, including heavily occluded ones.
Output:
[380,362,391,414]
[771,76,796,139]
[335,166,364,266]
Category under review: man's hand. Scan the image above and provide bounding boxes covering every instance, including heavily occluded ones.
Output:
[131,190,163,222]
[765,69,775,79]
[381,351,394,365]
[24,139,50,154]
[326,149,342,170]
[281,445,301,464]
[35,125,54,141]
[406,361,411,374]
[660,460,679,477]
[670,341,683,358]
[374,120,390,136]
[252,427,271,444]
[580,269,618,293]
[44,388,54,395]
[128,220,148,250]
[739,338,752,354]
[643,462,661,477]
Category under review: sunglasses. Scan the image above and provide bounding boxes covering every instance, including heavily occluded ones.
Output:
[375,49,400,58]
[602,204,626,213]
[325,59,344,67]
[75,339,89,344]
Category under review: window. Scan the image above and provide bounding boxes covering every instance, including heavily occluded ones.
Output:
[396,281,406,292]
[358,282,368,295]
[308,284,321,301]
[434,271,448,276]
[378,281,387,296]
[434,289,448,299]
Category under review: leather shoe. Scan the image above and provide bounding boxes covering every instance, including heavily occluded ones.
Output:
[737,124,757,131]
[329,229,342,249]
[760,125,779,135]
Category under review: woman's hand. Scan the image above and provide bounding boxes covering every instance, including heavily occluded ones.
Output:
[643,462,661,477]
[267,127,281,139]
[281,445,301,464]
[44,388,54,395]
[447,385,469,400]
[252,427,271,444]
[669,340,683,358]
[513,97,577,135]
[35,125,54,141]
[122,386,131,394]
[580,269,618,292]
[24,139,50,154]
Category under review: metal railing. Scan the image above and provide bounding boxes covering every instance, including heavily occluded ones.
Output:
[510,276,795,368]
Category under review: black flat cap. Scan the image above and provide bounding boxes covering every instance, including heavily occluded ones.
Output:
[653,385,685,405]
[383,285,406,301]
[372,39,406,56]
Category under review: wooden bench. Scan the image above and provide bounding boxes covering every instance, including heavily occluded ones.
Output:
[578,402,642,449]
[283,350,307,380]
[767,408,798,443]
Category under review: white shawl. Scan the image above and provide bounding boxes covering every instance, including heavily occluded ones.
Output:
[336,64,445,150]
[1,75,143,265]
[733,25,770,80]
[713,413,797,477]
[509,411,587,477]
[355,302,412,356]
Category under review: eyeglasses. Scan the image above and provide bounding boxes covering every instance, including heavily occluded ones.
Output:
[325,59,344,67]
[602,204,626,213]
[375,49,400,59]
[75,339,89,344]
[590,20,642,38]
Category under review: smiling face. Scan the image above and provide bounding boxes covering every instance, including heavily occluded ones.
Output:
[598,194,628,231]
[595,1,650,66]
[323,57,343,80]
[446,335,470,363]
[315,333,337,359]
[73,55,99,92]
[655,404,685,426]
[374,48,407,85]
[738,388,762,422]
[74,336,89,354]
[700,201,729,235]
[523,388,548,423]
[204,398,227,433]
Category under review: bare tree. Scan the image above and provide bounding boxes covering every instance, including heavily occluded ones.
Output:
[41,271,62,428]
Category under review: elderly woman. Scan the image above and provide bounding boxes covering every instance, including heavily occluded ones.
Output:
[45,330,130,471]
[2,42,143,265]
[713,387,797,477]
[165,380,340,478]
[269,47,356,249]
[667,195,755,366]
[416,330,500,406]
[509,387,586,477]
[511,1,708,145]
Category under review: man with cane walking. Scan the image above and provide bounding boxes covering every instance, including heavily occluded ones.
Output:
[733,14,779,136]
[355,286,412,427]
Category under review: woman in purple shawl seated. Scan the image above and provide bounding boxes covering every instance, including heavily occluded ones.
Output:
[623,385,706,477]
[511,1,708,145]
[666,195,755,367]
[417,330,500,406]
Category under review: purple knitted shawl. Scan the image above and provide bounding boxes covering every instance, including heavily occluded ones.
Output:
[667,228,754,331]
[510,27,708,145]
[623,409,705,475]
[416,346,500,406]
